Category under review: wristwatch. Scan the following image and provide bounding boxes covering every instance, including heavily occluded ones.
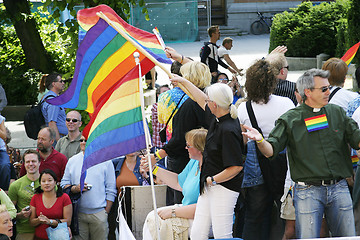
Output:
[171,208,176,218]
[49,219,53,225]
[211,176,217,185]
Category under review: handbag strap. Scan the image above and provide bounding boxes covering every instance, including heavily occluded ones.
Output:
[246,100,263,136]
[164,93,186,127]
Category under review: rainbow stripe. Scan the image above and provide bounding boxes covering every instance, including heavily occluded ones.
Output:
[80,71,146,178]
[304,114,329,132]
[48,5,171,113]
[341,42,360,66]
[352,155,359,169]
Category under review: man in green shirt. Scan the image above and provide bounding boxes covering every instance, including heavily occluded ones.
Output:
[8,150,41,240]
[55,110,82,160]
[243,69,360,238]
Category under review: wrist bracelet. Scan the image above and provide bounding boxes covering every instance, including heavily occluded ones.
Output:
[155,150,162,160]
[256,137,264,144]
[180,55,184,64]
[152,166,159,175]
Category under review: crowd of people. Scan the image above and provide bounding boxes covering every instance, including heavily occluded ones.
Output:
[1,24,360,240]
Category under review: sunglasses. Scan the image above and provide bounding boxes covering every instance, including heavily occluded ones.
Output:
[218,78,229,81]
[80,139,87,143]
[312,85,332,93]
[66,118,79,123]
[283,66,289,70]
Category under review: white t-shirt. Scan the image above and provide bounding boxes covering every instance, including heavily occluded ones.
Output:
[329,87,358,112]
[218,45,229,59]
[238,95,295,138]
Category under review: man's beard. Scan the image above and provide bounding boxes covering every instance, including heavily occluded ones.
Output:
[38,144,50,153]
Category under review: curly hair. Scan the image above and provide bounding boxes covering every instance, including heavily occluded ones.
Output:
[245,59,278,104]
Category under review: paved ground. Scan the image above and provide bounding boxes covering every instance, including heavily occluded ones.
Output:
[7,33,306,151]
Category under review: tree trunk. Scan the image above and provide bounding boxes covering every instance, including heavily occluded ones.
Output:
[3,0,54,73]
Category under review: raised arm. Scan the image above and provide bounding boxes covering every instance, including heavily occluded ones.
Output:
[165,46,192,65]
[242,125,274,158]
[170,75,207,111]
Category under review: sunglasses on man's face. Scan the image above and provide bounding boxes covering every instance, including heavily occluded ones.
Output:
[312,85,332,93]
[66,118,79,123]
[80,139,87,143]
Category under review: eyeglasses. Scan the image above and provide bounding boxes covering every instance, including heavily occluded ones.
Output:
[311,85,332,93]
[205,99,214,104]
[185,143,193,149]
[80,139,87,143]
[218,78,229,82]
[66,118,79,123]
[57,80,65,83]
[283,66,289,70]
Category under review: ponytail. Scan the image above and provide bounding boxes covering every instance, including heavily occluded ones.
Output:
[230,104,238,119]
[39,74,48,93]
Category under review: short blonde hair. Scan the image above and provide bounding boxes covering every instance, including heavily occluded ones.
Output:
[180,61,211,89]
[0,205,7,214]
[222,37,233,46]
[185,128,208,153]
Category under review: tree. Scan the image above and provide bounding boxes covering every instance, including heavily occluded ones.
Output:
[3,0,54,73]
[348,0,360,64]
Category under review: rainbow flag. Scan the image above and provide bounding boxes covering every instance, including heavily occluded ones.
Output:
[48,5,171,113]
[304,114,329,132]
[80,67,146,182]
[352,154,359,169]
[341,42,360,66]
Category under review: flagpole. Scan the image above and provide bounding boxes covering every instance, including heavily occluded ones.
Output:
[134,52,161,240]
[96,11,193,100]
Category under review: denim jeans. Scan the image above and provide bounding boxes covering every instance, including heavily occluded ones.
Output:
[0,150,10,190]
[242,140,264,188]
[294,179,355,238]
[242,183,273,240]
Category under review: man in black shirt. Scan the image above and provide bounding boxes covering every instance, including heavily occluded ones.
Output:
[200,26,236,83]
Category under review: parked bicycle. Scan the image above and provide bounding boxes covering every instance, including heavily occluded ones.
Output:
[250,12,273,35]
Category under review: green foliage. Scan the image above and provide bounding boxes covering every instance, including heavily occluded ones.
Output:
[347,0,360,64]
[0,5,72,104]
[270,0,351,57]
[43,0,149,73]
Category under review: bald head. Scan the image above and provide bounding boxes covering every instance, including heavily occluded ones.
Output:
[66,111,82,133]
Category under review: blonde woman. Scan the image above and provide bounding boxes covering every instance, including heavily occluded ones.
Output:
[0,204,13,239]
[142,128,207,240]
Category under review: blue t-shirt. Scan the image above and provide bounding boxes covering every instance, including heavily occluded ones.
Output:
[0,115,6,151]
[178,159,200,206]
[41,90,68,135]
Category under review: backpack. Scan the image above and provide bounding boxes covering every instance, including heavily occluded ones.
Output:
[24,95,55,140]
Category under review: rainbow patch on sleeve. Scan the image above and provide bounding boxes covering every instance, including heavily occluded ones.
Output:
[304,114,329,132]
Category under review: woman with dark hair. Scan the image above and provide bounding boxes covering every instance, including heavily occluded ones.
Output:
[41,73,67,141]
[215,72,244,104]
[237,59,295,239]
[30,169,72,240]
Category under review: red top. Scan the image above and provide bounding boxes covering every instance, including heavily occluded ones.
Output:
[19,148,68,181]
[30,193,71,239]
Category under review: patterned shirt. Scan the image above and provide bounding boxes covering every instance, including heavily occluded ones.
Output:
[347,95,360,117]
[273,79,298,106]
[157,87,188,141]
[151,103,165,148]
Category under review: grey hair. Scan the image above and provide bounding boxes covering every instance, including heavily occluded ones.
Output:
[205,83,238,119]
[296,68,330,101]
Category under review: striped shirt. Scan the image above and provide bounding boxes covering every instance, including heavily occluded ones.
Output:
[273,79,298,106]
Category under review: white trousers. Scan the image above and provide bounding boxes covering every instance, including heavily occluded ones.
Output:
[190,184,239,240]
